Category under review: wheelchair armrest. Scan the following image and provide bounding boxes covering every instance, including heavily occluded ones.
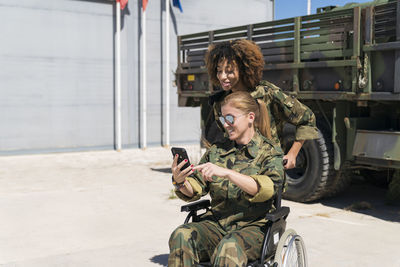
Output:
[181,199,211,212]
[265,206,290,222]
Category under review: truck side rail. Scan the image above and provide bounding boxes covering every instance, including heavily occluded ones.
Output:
[177,1,400,101]
[178,8,358,91]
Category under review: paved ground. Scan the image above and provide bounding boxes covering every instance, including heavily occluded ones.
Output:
[0,146,399,267]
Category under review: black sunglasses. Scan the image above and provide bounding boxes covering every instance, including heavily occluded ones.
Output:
[218,114,245,125]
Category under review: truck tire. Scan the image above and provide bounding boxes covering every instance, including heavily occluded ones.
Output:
[281,123,330,202]
[323,161,352,198]
[319,119,352,198]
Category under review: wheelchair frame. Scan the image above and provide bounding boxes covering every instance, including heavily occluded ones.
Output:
[178,172,307,267]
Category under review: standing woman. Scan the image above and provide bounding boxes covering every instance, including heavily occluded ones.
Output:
[168,91,284,267]
[204,39,318,169]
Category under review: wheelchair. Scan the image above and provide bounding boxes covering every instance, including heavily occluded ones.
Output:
[178,171,308,267]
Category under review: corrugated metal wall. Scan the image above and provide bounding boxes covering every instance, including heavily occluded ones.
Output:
[0,0,273,154]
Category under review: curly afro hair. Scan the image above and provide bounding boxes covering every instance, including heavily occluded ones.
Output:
[205,39,264,91]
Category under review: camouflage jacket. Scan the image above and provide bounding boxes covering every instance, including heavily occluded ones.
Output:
[175,130,284,232]
[209,80,318,145]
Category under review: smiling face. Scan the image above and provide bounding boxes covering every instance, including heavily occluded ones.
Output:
[220,102,255,145]
[216,59,246,92]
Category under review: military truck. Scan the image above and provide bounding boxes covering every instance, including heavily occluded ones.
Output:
[175,0,400,202]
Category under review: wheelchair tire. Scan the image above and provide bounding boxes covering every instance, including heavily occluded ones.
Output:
[273,229,307,267]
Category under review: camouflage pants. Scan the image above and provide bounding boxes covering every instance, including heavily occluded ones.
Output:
[168,220,264,267]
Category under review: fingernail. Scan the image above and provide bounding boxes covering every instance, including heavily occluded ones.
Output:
[184,159,188,162]
[175,154,178,157]
[191,164,194,167]
[192,169,194,172]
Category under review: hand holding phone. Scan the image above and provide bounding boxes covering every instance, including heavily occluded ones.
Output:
[171,147,191,170]
[171,147,193,188]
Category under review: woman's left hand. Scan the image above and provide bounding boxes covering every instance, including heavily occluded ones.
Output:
[193,163,229,182]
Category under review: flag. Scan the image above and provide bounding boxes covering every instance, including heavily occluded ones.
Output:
[172,0,183,13]
[116,0,128,10]
[142,0,148,11]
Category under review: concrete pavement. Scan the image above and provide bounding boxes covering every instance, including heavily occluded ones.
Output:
[0,146,399,266]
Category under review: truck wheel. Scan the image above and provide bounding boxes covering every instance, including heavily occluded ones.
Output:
[323,161,352,198]
[319,118,352,198]
[282,124,330,202]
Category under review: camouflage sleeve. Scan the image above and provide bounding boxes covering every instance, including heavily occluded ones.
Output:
[244,145,284,203]
[269,87,318,140]
[174,149,210,202]
[213,102,225,133]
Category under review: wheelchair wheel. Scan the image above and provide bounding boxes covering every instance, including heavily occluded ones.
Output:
[273,229,307,267]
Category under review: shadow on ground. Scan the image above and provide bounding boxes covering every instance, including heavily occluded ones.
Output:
[153,166,400,222]
[318,177,400,223]
[151,167,172,174]
[150,254,168,266]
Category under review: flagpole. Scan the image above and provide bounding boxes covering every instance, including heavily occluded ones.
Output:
[165,0,170,147]
[142,4,147,148]
[115,1,122,151]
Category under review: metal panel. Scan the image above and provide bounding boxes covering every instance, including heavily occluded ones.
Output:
[352,130,400,161]
[0,0,114,153]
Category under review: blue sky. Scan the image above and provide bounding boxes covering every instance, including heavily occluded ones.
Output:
[275,0,372,19]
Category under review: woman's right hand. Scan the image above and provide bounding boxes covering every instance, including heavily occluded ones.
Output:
[171,154,194,183]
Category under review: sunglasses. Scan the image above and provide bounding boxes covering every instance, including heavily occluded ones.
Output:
[218,114,245,125]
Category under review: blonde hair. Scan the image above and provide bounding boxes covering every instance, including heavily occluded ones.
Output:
[222,91,271,139]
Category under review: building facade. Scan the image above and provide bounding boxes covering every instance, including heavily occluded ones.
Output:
[0,0,274,154]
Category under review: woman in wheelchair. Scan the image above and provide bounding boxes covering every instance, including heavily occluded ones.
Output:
[169,91,284,267]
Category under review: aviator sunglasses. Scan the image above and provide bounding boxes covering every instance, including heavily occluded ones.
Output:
[218,114,245,125]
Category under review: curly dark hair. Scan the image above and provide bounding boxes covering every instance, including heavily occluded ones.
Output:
[205,39,264,91]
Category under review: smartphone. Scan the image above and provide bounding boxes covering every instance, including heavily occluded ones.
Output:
[171,147,191,170]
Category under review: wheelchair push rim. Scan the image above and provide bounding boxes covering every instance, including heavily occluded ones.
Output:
[273,229,308,267]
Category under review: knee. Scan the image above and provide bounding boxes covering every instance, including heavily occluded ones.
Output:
[169,225,201,266]
[216,234,240,255]
[169,225,197,249]
[212,234,246,266]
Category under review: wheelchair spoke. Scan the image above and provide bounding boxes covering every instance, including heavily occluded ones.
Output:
[274,229,307,267]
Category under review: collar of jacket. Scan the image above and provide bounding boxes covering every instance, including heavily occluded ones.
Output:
[219,129,264,159]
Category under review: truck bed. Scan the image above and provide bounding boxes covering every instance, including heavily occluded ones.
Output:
[176,0,400,105]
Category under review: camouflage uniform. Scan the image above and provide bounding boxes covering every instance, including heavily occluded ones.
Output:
[207,80,318,146]
[168,130,284,267]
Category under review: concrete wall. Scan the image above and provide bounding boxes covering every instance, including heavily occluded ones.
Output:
[0,0,274,154]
